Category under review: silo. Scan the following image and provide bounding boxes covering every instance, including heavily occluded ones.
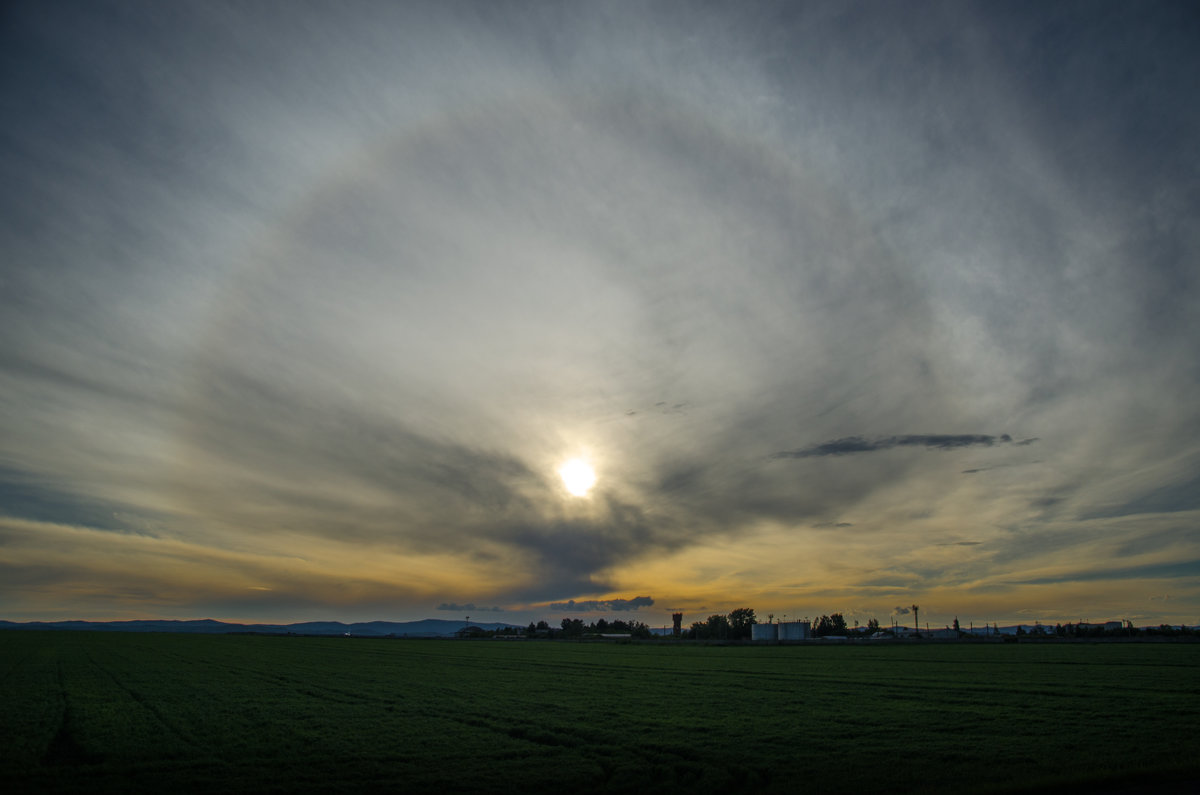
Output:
[751,623,778,641]
[777,620,811,640]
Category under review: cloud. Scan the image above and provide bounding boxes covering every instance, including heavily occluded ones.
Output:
[774,434,1021,459]
[1079,472,1200,520]
[548,596,654,613]
[1005,560,1200,586]
[437,603,504,613]
[0,2,1197,626]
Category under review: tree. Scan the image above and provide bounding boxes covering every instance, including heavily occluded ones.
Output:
[813,613,848,637]
[814,615,829,636]
[867,618,880,632]
[708,614,731,639]
[728,608,757,640]
[690,614,731,640]
[814,615,831,636]
[911,604,920,637]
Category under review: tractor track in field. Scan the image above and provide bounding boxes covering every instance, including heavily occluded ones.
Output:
[41,661,98,767]
[79,645,201,751]
[151,648,395,707]
[0,646,37,689]
[432,709,772,793]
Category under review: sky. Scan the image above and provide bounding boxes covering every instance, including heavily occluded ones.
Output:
[2,1,1198,630]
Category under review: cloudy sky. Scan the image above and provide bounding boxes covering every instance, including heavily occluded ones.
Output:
[2,1,1198,629]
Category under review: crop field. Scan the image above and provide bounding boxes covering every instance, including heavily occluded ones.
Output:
[1,632,1197,794]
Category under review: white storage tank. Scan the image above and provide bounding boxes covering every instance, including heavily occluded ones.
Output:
[777,620,811,640]
[751,623,778,641]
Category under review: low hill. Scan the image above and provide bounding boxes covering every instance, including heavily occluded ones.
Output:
[0,618,521,637]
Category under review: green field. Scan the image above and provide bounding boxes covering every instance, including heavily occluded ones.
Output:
[1,632,1197,793]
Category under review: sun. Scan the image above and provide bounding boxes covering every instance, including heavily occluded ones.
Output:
[558,458,596,497]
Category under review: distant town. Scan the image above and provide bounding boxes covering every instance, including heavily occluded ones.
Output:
[3,609,1197,641]
[472,609,1198,642]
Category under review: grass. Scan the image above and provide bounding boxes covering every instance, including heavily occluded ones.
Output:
[1,632,1197,793]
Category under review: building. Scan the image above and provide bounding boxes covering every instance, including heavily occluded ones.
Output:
[777,620,811,640]
[751,623,778,641]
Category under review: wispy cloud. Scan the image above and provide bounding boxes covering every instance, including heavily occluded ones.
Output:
[1,1,1197,626]
[548,596,655,613]
[1005,560,1200,586]
[437,603,505,613]
[774,435,1027,459]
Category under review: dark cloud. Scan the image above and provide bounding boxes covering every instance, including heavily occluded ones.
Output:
[774,434,1022,459]
[496,494,676,603]
[1006,560,1200,586]
[0,466,139,533]
[1078,471,1200,520]
[436,603,504,613]
[548,596,654,613]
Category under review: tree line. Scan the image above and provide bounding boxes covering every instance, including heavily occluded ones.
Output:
[478,618,657,639]
[464,612,1196,642]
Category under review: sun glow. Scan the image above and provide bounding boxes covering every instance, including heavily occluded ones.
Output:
[559,458,596,497]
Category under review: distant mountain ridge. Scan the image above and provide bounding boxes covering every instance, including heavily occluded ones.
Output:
[0,618,521,637]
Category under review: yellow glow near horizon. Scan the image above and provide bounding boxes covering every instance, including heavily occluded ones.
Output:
[559,458,596,497]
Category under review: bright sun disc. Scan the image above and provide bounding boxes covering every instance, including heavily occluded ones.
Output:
[559,459,596,497]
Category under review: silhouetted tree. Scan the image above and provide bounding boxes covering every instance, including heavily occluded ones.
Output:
[709,614,731,639]
[689,614,731,640]
[728,608,757,640]
[811,614,844,636]
[628,621,652,639]
[911,604,920,637]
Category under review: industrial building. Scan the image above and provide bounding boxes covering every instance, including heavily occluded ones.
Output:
[751,620,811,641]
